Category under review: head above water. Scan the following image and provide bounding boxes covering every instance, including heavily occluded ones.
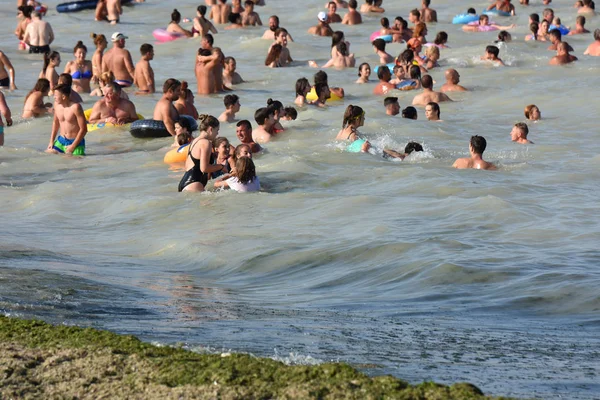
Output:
[402,106,418,120]
[470,135,487,155]
[404,142,423,154]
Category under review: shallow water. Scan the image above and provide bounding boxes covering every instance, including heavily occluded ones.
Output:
[1,0,600,398]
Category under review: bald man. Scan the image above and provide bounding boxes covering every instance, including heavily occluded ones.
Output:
[440,69,467,92]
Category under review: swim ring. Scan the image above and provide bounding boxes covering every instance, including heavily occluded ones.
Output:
[152,29,184,43]
[483,9,511,17]
[347,139,367,153]
[163,143,190,164]
[549,24,570,35]
[57,0,132,13]
[396,80,417,90]
[452,14,479,24]
[467,22,498,32]
[369,31,393,43]
[306,87,342,101]
[84,109,144,132]
[373,63,396,74]
[130,115,198,139]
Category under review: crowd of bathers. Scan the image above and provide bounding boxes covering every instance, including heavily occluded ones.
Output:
[1,0,599,190]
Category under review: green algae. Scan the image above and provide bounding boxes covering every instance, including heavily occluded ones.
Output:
[0,316,518,399]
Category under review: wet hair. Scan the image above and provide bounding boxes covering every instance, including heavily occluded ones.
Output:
[244,0,254,6]
[529,22,539,38]
[529,13,540,23]
[399,49,414,64]
[413,22,427,38]
[90,33,107,47]
[163,78,181,93]
[254,107,274,125]
[234,157,257,185]
[224,56,236,66]
[197,5,207,15]
[140,43,153,55]
[348,0,357,8]
[73,41,87,55]
[576,15,586,25]
[203,34,214,46]
[53,84,71,97]
[557,41,570,53]
[99,71,115,86]
[342,105,364,128]
[426,101,440,118]
[176,118,193,145]
[198,114,220,131]
[515,122,529,136]
[283,107,297,120]
[402,106,417,119]
[543,8,554,18]
[105,82,122,94]
[234,144,252,160]
[357,62,370,77]
[377,65,390,81]
[58,73,73,86]
[228,12,242,24]
[434,31,448,45]
[372,38,386,51]
[380,17,390,29]
[405,141,423,154]
[265,44,282,66]
[314,82,329,100]
[470,135,487,154]
[479,14,489,24]
[331,31,344,48]
[19,5,33,18]
[409,65,421,80]
[171,9,181,23]
[337,42,349,56]
[224,94,239,108]
[425,45,439,59]
[314,70,328,85]
[198,48,212,57]
[467,7,476,14]
[295,77,311,96]
[421,74,433,89]
[594,29,600,41]
[42,51,60,74]
[423,0,431,6]
[410,9,421,19]
[274,28,288,38]
[496,31,511,43]
[237,119,252,130]
[383,97,398,107]
[266,98,283,112]
[26,78,50,101]
[486,45,500,58]
[213,136,230,151]
[549,29,561,41]
[270,15,280,24]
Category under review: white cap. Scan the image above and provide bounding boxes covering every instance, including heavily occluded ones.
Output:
[317,11,328,22]
[111,32,128,42]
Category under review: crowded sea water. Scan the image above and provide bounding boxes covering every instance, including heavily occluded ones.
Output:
[1,0,600,398]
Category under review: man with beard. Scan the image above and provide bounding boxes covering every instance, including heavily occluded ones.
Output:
[262,15,294,41]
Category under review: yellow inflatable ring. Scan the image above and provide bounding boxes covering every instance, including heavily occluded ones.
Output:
[164,143,190,164]
[306,87,342,102]
[84,108,145,132]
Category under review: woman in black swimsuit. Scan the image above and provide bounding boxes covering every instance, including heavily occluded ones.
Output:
[178,114,225,192]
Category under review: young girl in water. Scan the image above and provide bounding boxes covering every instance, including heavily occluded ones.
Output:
[213,156,260,192]
[356,63,371,84]
[336,105,370,153]
[424,46,440,69]
[40,51,60,92]
[294,77,311,106]
[211,137,234,179]
[266,98,285,132]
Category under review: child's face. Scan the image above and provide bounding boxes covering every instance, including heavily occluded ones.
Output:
[217,142,230,156]
[237,147,252,158]
[174,123,188,135]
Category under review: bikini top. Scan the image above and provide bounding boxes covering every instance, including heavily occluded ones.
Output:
[72,70,92,79]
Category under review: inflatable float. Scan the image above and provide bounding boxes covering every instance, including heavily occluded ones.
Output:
[57,0,132,13]
[164,143,190,164]
[550,24,570,35]
[369,31,393,43]
[152,29,185,43]
[452,14,478,24]
[84,109,144,132]
[306,87,342,102]
[130,115,198,139]
[466,21,499,32]
[483,8,511,17]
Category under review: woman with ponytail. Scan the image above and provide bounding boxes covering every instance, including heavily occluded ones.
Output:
[39,51,60,91]
[167,9,193,37]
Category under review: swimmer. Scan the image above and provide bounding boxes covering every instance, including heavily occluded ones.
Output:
[481,45,505,66]
[356,62,371,83]
[382,141,424,160]
[430,31,449,49]
[241,0,262,26]
[511,122,534,144]
[412,22,428,44]
[154,79,181,141]
[63,41,93,94]
[486,0,515,16]
[0,51,17,90]
[392,17,411,43]
[424,46,439,69]
[548,30,574,52]
[538,20,550,41]
[252,106,276,143]
[327,2,343,23]
[0,90,12,146]
[210,137,234,179]
[420,0,437,22]
[39,51,60,91]
[309,12,334,36]
[213,157,260,192]
[102,33,135,87]
[372,38,394,64]
[384,97,400,116]
[234,144,253,161]
[360,0,385,13]
[542,8,554,24]
[412,75,452,106]
[584,29,600,56]
[314,70,345,99]
[174,82,199,120]
[326,0,348,8]
[90,33,107,83]
[524,104,541,121]
[262,16,294,41]
[210,0,232,25]
[440,69,467,92]
[134,44,155,94]
[201,33,214,51]
[402,106,417,119]
[525,22,539,41]
[294,77,311,106]
[22,78,52,118]
[219,94,241,122]
[377,17,401,37]
[309,42,355,68]
[408,9,421,26]
[406,39,428,70]
[549,42,578,64]
[425,101,441,121]
[266,99,285,132]
[336,104,370,153]
[167,9,193,37]
[46,84,87,156]
[578,0,596,14]
[23,11,53,54]
[236,120,262,153]
[174,119,193,148]
[568,16,590,35]
[193,6,218,37]
[452,135,497,170]
[225,13,244,30]
[15,6,33,49]
[496,30,512,43]
[223,57,244,86]
[462,15,515,32]
[57,74,82,104]
[88,82,138,125]
[373,66,396,95]
[342,0,362,25]
[309,83,330,107]
[272,28,293,66]
[281,107,297,121]
[265,44,283,67]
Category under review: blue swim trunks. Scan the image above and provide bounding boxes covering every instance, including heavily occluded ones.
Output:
[52,136,85,156]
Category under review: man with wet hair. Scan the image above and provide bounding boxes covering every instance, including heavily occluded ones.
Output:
[262,15,294,40]
[550,42,578,65]
[372,38,393,64]
[412,74,452,106]
[441,69,467,92]
[342,0,362,24]
[88,82,138,125]
[584,29,600,56]
[134,43,155,94]
[510,122,533,144]
[420,0,437,22]
[219,94,241,122]
[453,136,497,170]
[548,30,574,52]
[384,97,400,115]
[252,106,276,143]
[327,2,343,23]
[568,16,590,35]
[482,45,505,66]
[236,120,262,153]
[241,0,262,26]
[383,141,423,159]
[373,66,395,95]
